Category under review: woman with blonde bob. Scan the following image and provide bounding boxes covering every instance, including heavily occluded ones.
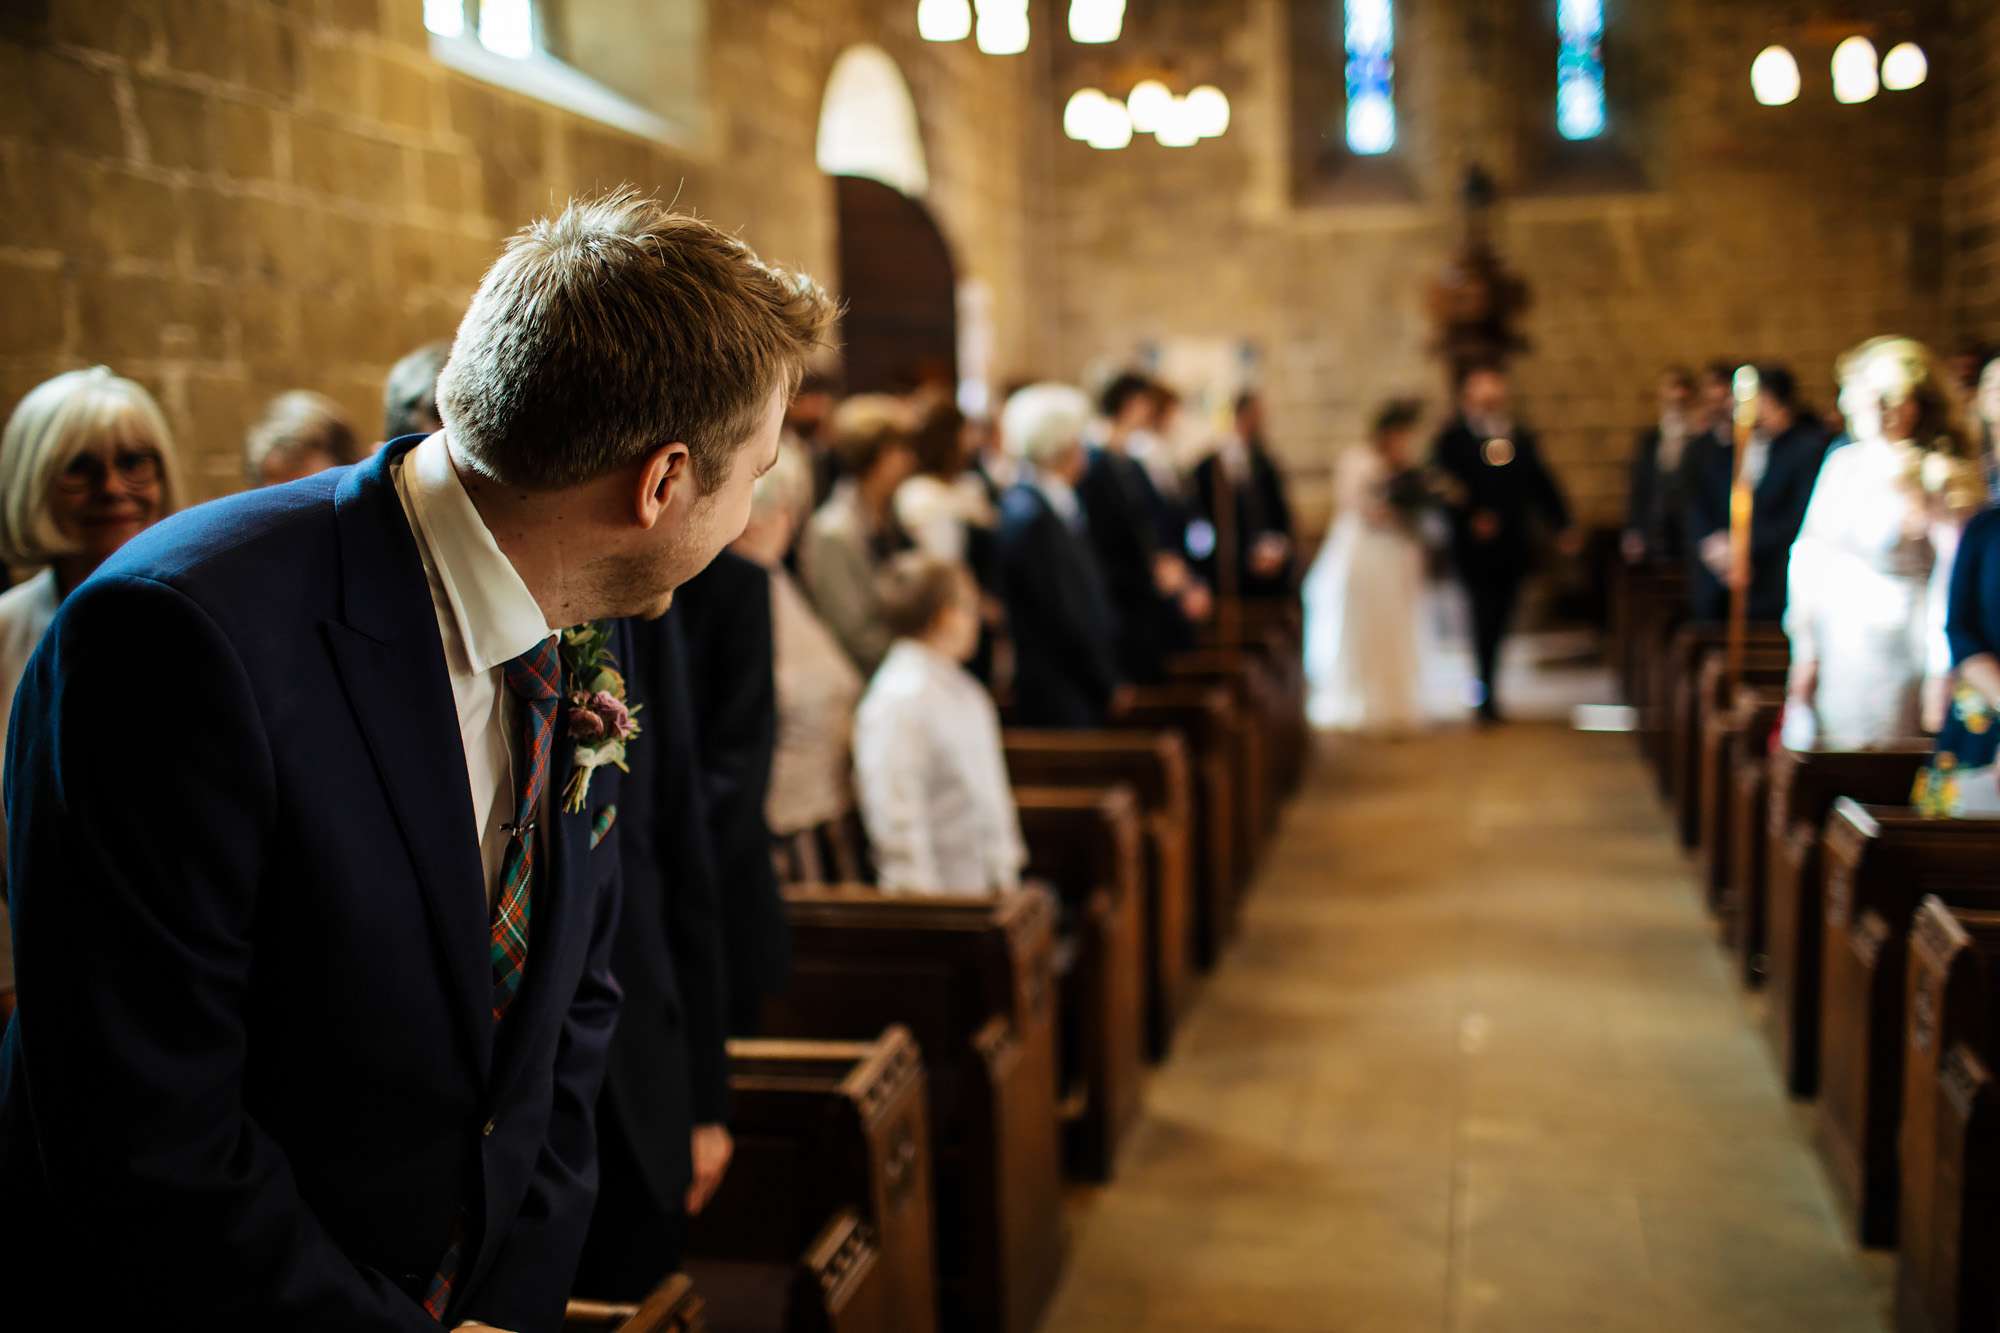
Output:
[0,364,185,992]
[1783,336,1985,746]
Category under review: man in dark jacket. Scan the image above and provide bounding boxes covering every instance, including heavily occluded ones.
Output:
[1622,366,1696,567]
[1433,363,1578,723]
[1191,391,1296,600]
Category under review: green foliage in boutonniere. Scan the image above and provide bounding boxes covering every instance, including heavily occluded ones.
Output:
[558,621,642,815]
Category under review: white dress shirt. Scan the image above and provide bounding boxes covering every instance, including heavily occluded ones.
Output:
[854,639,1025,895]
[392,433,554,905]
[0,567,60,989]
[1031,469,1083,530]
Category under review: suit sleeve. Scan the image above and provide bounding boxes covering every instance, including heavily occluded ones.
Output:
[464,636,629,1332]
[6,574,439,1330]
[1750,447,1819,561]
[1682,441,1726,546]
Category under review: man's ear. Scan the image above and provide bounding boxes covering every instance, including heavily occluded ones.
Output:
[635,442,693,530]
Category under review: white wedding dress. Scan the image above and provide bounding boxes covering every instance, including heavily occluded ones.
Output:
[1304,446,1429,733]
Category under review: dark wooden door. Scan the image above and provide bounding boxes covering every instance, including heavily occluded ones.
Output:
[833,174,958,394]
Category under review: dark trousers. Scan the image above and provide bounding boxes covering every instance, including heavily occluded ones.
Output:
[1463,564,1524,714]
[575,1112,688,1301]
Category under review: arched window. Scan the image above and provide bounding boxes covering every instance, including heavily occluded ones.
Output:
[1556,0,1606,141]
[817,46,930,198]
[1343,0,1395,156]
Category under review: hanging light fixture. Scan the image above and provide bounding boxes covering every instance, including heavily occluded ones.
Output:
[917,0,972,42]
[1087,99,1133,150]
[1069,0,1125,45]
[1881,42,1928,92]
[1184,84,1231,138]
[1750,45,1800,106]
[1831,35,1879,104]
[1126,79,1173,134]
[1064,87,1113,140]
[974,0,1029,55]
[1153,96,1199,147]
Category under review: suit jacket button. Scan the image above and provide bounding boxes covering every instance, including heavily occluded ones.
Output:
[483,1117,497,1137]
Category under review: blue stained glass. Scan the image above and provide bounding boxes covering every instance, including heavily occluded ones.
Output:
[1344,0,1395,155]
[1557,0,1606,140]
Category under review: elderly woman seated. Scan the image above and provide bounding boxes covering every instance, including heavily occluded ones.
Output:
[798,394,918,674]
[0,365,187,994]
[853,552,1024,895]
[243,390,362,487]
[732,441,866,842]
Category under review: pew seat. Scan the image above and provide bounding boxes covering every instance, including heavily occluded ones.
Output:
[1899,898,2000,1333]
[1004,729,1194,1059]
[1696,660,1787,904]
[1663,623,1787,834]
[767,889,1063,1333]
[565,1274,707,1332]
[1815,804,2000,1247]
[1763,744,1932,1095]
[1721,686,1787,985]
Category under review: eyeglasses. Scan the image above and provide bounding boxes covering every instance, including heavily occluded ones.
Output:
[53,448,164,495]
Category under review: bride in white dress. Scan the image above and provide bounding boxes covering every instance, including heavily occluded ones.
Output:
[1304,401,1433,733]
[1783,336,1986,747]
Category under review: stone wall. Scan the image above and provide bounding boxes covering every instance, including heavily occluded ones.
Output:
[1045,0,1956,526]
[0,0,1048,500]
[1948,0,2000,342]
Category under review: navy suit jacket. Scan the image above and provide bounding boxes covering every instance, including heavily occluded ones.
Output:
[0,438,625,1331]
[1683,420,1831,622]
[1432,418,1572,575]
[1077,447,1188,683]
[996,481,1121,728]
[1191,445,1296,597]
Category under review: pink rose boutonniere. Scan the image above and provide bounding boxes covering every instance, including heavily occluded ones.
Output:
[558,621,642,814]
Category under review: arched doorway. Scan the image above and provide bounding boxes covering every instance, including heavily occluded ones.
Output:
[816,46,959,396]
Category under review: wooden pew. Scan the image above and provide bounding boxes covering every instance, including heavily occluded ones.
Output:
[1898,897,2000,1333]
[1004,729,1195,1059]
[1107,684,1241,965]
[1815,805,2000,1246]
[1630,574,1688,771]
[1200,603,1308,799]
[1695,658,1788,906]
[1763,744,1932,1095]
[565,1274,708,1332]
[1610,564,1685,705]
[682,1031,931,1333]
[1167,648,1277,848]
[766,890,1063,1333]
[1664,623,1787,836]
[1719,686,1787,981]
[1014,784,1148,1181]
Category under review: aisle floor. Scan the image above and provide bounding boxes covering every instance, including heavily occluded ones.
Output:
[1039,692,1895,1331]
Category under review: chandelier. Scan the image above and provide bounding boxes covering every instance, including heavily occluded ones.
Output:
[918,1,1125,54]
[1064,79,1229,150]
[1749,31,1926,107]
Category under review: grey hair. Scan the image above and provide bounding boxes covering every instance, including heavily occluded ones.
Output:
[1000,382,1092,469]
[244,390,360,484]
[382,340,449,441]
[0,366,184,567]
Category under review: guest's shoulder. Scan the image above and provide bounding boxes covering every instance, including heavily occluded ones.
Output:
[0,568,58,634]
[1959,504,2000,555]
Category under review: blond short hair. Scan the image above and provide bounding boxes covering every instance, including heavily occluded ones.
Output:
[243,390,360,484]
[0,366,183,567]
[436,187,838,492]
[1001,382,1091,468]
[828,394,918,477]
[876,550,975,638]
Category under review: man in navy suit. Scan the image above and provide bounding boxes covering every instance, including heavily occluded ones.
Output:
[995,383,1125,728]
[0,190,832,1330]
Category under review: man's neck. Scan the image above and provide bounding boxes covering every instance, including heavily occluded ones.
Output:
[450,444,593,629]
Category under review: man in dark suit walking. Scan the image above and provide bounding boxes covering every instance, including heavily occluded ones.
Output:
[0,190,832,1330]
[1191,391,1297,601]
[995,383,1126,729]
[1432,363,1579,724]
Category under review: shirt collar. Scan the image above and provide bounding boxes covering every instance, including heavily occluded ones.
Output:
[403,432,552,674]
[1031,468,1080,523]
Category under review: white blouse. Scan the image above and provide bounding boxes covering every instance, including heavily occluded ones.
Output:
[0,568,61,990]
[853,639,1024,895]
[893,473,996,563]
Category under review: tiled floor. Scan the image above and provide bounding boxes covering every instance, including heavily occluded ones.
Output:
[1039,685,1894,1331]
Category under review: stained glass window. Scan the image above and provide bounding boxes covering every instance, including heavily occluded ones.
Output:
[1556,0,1606,141]
[1343,0,1395,155]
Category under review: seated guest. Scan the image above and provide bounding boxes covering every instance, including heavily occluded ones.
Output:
[1191,390,1296,600]
[671,546,791,1034]
[996,383,1122,728]
[799,394,918,674]
[243,389,361,487]
[1079,372,1196,682]
[1914,501,2000,815]
[382,339,449,441]
[0,365,185,994]
[1622,365,1695,566]
[1682,364,1830,623]
[734,445,866,839]
[854,552,1025,895]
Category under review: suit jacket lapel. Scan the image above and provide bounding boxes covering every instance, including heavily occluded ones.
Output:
[325,438,494,1082]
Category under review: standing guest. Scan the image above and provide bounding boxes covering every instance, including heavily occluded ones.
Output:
[1303,399,1435,735]
[1975,353,2000,497]
[996,382,1123,728]
[799,394,918,674]
[0,190,832,1329]
[1079,372,1196,682]
[579,610,732,1300]
[1130,383,1194,547]
[0,366,186,998]
[853,553,1025,894]
[788,370,840,509]
[384,340,451,442]
[1681,365,1830,624]
[1432,362,1579,724]
[733,446,866,842]
[1913,502,2000,816]
[1621,366,1696,566]
[895,401,996,564]
[1191,390,1297,602]
[671,547,790,1034]
[1948,341,1993,399]
[243,389,362,487]
[1785,336,1985,746]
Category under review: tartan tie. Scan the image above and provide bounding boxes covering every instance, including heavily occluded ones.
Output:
[423,634,562,1321]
